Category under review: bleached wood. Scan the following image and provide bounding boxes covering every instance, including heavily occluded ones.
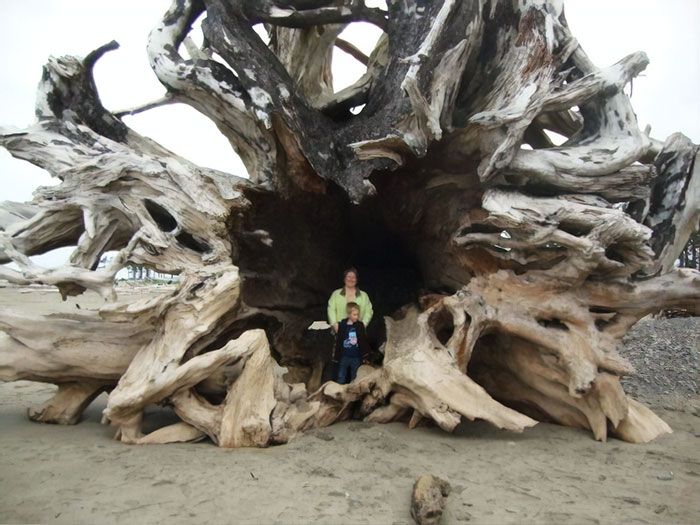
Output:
[219,337,280,447]
[136,422,207,445]
[411,474,451,525]
[0,0,697,448]
[28,382,108,425]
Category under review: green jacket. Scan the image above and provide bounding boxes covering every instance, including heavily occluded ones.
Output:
[327,288,373,326]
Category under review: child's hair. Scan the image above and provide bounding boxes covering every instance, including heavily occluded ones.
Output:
[346,302,360,315]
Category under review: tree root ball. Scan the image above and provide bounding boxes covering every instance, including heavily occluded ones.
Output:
[0,0,698,448]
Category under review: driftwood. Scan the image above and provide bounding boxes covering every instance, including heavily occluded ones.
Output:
[1,1,698,447]
[411,474,451,525]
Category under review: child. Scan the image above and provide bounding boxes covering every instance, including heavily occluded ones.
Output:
[333,302,371,385]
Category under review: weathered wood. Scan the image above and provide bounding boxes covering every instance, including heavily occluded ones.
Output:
[28,382,109,425]
[411,474,451,525]
[0,0,698,448]
[645,134,700,273]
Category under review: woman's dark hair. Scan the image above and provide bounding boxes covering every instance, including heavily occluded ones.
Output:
[343,267,359,280]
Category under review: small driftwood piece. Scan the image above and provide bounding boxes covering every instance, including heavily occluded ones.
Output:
[411,474,452,525]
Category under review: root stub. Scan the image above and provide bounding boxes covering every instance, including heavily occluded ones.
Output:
[27,382,109,425]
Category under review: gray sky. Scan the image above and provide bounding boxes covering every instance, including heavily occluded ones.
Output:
[0,0,698,268]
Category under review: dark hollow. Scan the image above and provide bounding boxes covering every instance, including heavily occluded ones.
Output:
[232,185,426,366]
[144,198,178,232]
[176,231,212,253]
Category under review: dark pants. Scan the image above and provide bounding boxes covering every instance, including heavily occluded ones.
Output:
[335,355,362,384]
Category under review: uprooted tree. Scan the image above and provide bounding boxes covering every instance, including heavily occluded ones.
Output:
[1,0,698,446]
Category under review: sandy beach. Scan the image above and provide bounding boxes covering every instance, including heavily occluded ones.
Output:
[0,287,698,524]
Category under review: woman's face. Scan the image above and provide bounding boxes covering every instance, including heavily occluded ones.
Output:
[344,271,357,288]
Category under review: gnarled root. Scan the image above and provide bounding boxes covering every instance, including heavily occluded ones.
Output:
[28,381,109,425]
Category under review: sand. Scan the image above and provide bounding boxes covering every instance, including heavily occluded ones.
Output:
[0,287,698,524]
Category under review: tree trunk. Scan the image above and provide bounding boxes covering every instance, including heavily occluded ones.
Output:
[1,0,698,446]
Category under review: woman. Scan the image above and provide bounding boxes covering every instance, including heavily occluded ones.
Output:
[327,267,373,333]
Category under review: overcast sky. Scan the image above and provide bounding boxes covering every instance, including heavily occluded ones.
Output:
[0,0,698,267]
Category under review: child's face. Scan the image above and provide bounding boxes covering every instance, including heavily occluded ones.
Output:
[348,309,360,322]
